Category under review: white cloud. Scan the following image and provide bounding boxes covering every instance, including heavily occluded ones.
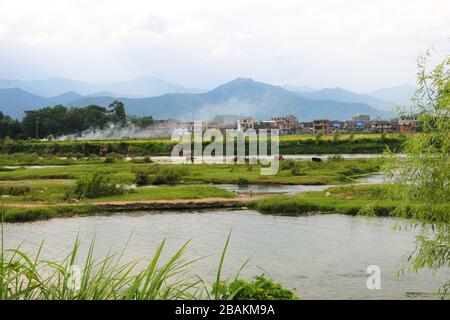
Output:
[0,25,9,38]
[0,0,448,91]
[18,34,68,45]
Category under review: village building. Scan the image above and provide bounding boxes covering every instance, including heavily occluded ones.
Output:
[269,115,299,135]
[399,115,420,133]
[313,119,331,135]
[371,120,392,133]
[237,118,258,131]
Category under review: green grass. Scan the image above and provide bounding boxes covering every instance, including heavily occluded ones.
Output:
[254,185,398,216]
[0,158,382,186]
[254,183,450,217]
[0,158,381,222]
[0,153,107,166]
[1,133,406,156]
[1,205,101,222]
[0,185,236,222]
[0,184,235,204]
[90,185,236,202]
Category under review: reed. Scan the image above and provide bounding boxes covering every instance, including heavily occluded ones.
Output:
[0,220,296,300]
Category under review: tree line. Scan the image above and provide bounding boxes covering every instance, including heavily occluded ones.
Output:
[0,101,155,140]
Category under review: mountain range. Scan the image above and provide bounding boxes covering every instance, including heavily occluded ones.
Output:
[368,85,416,106]
[0,77,202,98]
[0,77,410,121]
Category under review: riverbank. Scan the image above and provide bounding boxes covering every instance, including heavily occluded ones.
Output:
[253,184,450,219]
[1,184,403,223]
[0,196,256,222]
[254,185,396,216]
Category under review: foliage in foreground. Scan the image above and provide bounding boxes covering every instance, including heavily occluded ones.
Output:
[370,50,450,297]
[217,275,299,300]
[0,228,297,300]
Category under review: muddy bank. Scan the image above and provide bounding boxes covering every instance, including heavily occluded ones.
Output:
[94,197,256,212]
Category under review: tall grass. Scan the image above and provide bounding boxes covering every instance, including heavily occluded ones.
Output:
[0,236,200,300]
[0,217,297,300]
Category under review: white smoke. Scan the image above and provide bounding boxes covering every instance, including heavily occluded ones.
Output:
[57,122,178,140]
[56,99,261,140]
[190,98,260,121]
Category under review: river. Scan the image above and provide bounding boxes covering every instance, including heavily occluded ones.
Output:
[2,209,448,299]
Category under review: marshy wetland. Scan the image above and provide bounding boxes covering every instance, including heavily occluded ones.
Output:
[0,145,448,299]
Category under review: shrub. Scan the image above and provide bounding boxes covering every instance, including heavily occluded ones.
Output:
[328,154,343,162]
[236,177,250,186]
[73,173,126,199]
[218,275,298,300]
[104,156,115,164]
[151,167,189,185]
[0,185,31,196]
[348,132,355,142]
[2,136,16,153]
[332,130,341,143]
[280,160,296,171]
[290,163,302,176]
[132,167,151,186]
[314,131,324,144]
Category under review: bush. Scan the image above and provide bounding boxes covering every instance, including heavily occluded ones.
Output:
[328,154,343,162]
[280,160,296,171]
[290,163,302,176]
[132,167,151,186]
[104,156,115,164]
[236,177,250,186]
[218,275,298,300]
[151,167,189,185]
[0,185,31,196]
[73,173,126,199]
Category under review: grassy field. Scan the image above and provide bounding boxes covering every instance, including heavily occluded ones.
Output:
[0,158,381,185]
[1,133,406,156]
[254,184,397,216]
[0,157,382,222]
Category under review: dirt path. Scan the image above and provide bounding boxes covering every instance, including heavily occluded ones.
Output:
[93,197,258,205]
[0,196,261,210]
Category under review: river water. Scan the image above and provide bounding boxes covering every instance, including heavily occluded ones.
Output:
[216,173,387,196]
[3,210,448,299]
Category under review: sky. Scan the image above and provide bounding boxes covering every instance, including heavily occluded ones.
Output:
[0,0,449,92]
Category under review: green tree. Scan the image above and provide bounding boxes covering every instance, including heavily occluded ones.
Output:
[381,50,449,297]
[131,115,155,128]
[0,111,22,139]
[108,101,127,127]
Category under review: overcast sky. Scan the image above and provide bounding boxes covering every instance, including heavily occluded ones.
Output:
[0,0,449,92]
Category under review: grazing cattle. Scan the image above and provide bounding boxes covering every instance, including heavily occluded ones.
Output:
[275,155,284,161]
[312,157,322,163]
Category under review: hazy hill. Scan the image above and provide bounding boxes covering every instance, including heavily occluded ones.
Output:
[0,88,51,118]
[368,85,416,106]
[0,78,396,120]
[0,77,202,97]
[282,85,316,93]
[294,87,395,111]
[68,78,393,121]
[49,91,84,105]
